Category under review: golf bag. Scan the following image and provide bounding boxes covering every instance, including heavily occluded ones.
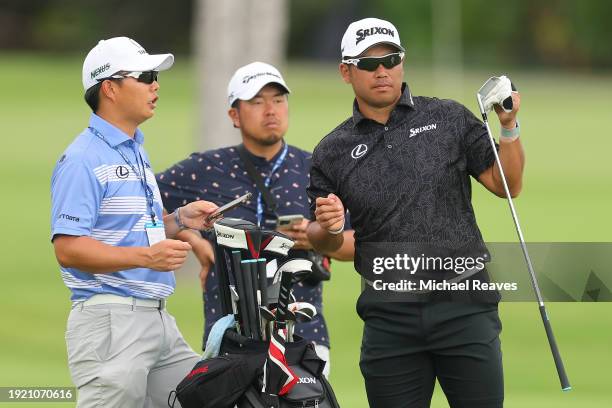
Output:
[170,219,340,408]
[227,330,340,408]
[171,330,340,408]
[170,346,264,408]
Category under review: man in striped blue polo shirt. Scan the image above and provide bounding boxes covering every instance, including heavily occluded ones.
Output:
[51,37,218,407]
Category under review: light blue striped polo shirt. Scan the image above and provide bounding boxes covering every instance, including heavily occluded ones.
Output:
[51,113,175,301]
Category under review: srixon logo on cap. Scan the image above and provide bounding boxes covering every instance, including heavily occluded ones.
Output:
[356,27,395,45]
[90,63,110,79]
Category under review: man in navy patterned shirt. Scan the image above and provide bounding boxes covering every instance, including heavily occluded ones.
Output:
[156,62,354,376]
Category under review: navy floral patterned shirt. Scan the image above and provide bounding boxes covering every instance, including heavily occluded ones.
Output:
[156,143,331,348]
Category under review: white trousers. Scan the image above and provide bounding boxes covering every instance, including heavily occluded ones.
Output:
[66,303,199,408]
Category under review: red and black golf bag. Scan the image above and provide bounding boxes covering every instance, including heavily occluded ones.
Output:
[169,219,340,408]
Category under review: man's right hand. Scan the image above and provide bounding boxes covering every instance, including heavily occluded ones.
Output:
[146,239,192,271]
[314,193,345,233]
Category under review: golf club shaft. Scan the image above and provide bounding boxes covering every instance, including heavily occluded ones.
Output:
[287,320,294,342]
[479,103,570,391]
[480,116,544,303]
[229,286,241,335]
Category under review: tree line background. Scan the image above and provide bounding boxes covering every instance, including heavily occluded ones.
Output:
[1,0,611,70]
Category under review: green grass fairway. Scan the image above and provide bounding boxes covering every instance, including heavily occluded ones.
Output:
[1,54,611,407]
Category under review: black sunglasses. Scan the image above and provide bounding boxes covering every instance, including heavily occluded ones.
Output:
[100,71,159,84]
[343,52,404,72]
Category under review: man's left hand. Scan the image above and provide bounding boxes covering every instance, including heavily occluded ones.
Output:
[278,219,313,250]
[180,200,219,230]
[494,91,521,129]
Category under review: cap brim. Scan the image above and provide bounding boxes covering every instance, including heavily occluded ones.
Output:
[345,41,405,59]
[234,80,291,104]
[123,53,174,72]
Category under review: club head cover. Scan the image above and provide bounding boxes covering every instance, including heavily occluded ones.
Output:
[213,218,255,250]
[289,302,317,318]
[272,258,313,285]
[477,75,515,113]
[260,230,295,257]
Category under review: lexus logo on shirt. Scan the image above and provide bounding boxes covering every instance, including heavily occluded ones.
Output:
[351,144,368,159]
[116,165,130,179]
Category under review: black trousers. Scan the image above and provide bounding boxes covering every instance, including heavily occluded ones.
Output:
[357,300,504,408]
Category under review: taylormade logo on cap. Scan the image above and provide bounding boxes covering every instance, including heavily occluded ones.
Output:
[227,62,291,107]
[341,17,404,59]
[242,71,282,84]
[82,36,174,91]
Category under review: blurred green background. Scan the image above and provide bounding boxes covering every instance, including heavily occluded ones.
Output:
[1,0,612,407]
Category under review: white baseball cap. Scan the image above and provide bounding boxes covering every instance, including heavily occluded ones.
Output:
[227,62,291,107]
[82,36,174,91]
[341,17,404,59]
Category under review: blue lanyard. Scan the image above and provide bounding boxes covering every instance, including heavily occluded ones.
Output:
[256,143,288,226]
[89,127,158,225]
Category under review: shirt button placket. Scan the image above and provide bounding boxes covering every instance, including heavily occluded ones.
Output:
[384,126,392,149]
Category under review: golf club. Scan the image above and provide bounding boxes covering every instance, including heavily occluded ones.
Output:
[211,239,233,316]
[289,302,317,321]
[241,259,261,340]
[288,302,316,343]
[231,251,252,338]
[259,305,276,341]
[285,309,297,342]
[249,259,262,340]
[257,259,269,307]
[275,271,294,331]
[229,285,242,335]
[272,259,313,285]
[476,76,571,391]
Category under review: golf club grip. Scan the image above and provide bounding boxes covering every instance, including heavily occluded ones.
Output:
[276,271,293,324]
[250,263,261,337]
[241,261,259,339]
[212,244,232,315]
[539,305,571,390]
[257,259,268,306]
[231,251,251,338]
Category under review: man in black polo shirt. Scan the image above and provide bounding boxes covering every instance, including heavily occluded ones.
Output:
[157,62,354,377]
[307,18,524,407]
